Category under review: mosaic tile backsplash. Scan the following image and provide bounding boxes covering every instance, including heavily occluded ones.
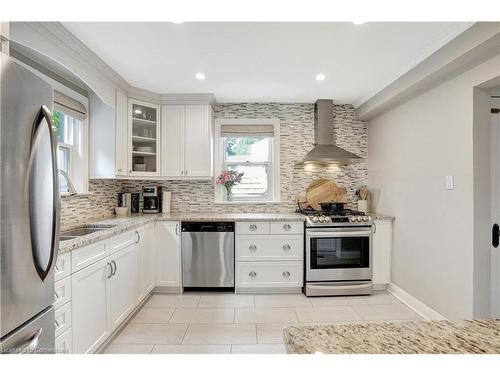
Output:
[61,103,367,228]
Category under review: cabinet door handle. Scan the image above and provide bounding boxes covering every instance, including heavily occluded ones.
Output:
[249,244,257,251]
[135,230,140,243]
[249,271,257,278]
[185,170,188,175]
[54,320,61,328]
[283,224,291,231]
[54,291,60,300]
[54,264,60,272]
[111,260,117,276]
[181,170,184,175]
[282,271,291,278]
[249,224,257,231]
[282,244,291,251]
[118,168,123,172]
[373,222,377,234]
[175,223,179,235]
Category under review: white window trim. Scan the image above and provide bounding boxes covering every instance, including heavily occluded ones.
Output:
[214,118,281,204]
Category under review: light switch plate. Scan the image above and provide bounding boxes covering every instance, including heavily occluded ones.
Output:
[446,175,455,190]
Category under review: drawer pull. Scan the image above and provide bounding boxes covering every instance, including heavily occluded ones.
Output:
[249,224,257,231]
[54,291,60,300]
[54,320,61,328]
[282,271,291,278]
[249,244,257,251]
[283,224,291,231]
[282,244,291,251]
[55,264,60,271]
[249,271,257,278]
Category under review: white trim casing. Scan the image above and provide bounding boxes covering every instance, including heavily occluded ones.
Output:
[214,118,281,204]
[388,283,447,321]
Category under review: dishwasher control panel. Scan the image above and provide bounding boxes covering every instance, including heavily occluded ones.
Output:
[181,222,235,232]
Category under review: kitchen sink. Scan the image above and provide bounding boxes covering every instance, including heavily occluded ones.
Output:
[59,224,116,241]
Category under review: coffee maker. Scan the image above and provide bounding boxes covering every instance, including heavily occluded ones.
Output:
[143,186,161,214]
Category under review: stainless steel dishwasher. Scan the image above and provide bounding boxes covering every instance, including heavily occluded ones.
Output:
[181,222,235,288]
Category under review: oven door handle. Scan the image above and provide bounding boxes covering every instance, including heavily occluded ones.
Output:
[307,231,372,237]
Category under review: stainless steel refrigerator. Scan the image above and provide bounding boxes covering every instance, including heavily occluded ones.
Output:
[0,52,60,353]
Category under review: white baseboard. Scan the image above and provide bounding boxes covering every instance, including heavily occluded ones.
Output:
[387,283,447,321]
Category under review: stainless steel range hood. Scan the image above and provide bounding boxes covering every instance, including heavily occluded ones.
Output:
[297,99,362,165]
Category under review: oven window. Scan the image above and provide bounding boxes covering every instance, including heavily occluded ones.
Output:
[310,236,369,269]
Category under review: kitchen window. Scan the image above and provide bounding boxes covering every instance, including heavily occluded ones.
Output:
[215,119,280,203]
[53,90,88,194]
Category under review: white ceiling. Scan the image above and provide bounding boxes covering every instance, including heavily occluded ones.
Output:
[63,22,472,105]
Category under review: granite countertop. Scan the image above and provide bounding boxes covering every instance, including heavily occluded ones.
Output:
[283,320,500,354]
[59,212,305,254]
[368,212,395,220]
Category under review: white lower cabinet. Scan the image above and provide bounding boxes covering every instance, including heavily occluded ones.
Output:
[235,221,304,293]
[141,223,156,295]
[107,246,135,332]
[71,258,110,354]
[55,327,73,354]
[155,222,181,290]
[65,224,158,354]
[236,262,303,289]
[372,219,393,287]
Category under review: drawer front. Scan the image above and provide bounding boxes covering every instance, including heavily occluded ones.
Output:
[236,235,303,261]
[236,261,303,288]
[109,229,140,254]
[71,240,108,273]
[236,222,270,235]
[55,252,71,281]
[54,277,72,309]
[270,221,304,235]
[55,302,72,338]
[55,327,73,354]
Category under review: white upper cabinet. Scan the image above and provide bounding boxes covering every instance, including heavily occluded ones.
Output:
[128,99,161,177]
[161,104,213,179]
[161,105,184,176]
[115,89,128,176]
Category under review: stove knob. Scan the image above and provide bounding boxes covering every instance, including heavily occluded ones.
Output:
[356,217,362,222]
[325,217,331,223]
[350,217,356,222]
[362,217,368,222]
[319,216,325,223]
[312,217,319,223]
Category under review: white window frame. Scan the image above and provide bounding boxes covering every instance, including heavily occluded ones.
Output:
[214,118,280,204]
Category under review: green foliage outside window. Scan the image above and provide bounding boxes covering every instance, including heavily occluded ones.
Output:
[226,137,261,156]
[52,110,62,140]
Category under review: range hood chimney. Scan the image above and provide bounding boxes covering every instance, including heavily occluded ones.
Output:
[297,99,362,165]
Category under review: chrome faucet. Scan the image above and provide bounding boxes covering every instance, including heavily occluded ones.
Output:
[59,170,77,195]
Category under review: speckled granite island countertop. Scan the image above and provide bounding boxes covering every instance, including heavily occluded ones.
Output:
[283,320,500,354]
[59,212,305,254]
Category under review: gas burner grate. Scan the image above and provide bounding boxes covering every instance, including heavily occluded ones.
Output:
[296,207,366,217]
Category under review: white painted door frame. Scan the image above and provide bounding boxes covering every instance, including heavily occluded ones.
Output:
[490,100,500,318]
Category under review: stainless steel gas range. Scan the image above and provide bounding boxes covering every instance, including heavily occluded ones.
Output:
[298,208,374,297]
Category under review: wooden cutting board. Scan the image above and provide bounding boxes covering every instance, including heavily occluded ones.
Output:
[305,179,347,210]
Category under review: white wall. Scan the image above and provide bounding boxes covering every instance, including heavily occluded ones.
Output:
[368,54,500,319]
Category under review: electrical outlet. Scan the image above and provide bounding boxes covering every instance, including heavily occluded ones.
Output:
[446,175,455,190]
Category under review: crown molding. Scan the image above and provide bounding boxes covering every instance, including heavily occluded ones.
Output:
[356,22,500,120]
[160,93,216,105]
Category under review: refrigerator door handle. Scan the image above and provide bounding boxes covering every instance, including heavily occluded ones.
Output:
[28,105,60,281]
[14,328,43,353]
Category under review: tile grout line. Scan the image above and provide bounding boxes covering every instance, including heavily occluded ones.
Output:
[180,323,190,345]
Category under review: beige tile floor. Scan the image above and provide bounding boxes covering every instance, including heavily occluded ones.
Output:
[104,290,423,354]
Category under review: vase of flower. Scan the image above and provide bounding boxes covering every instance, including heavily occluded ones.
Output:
[216,170,244,202]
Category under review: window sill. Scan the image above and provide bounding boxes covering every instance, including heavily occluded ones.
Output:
[60,192,93,198]
[214,200,281,205]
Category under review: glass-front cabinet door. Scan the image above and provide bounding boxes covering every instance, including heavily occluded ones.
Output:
[128,99,160,176]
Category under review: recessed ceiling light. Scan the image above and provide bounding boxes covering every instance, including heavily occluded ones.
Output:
[315,74,326,81]
[352,21,365,25]
[195,72,206,80]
